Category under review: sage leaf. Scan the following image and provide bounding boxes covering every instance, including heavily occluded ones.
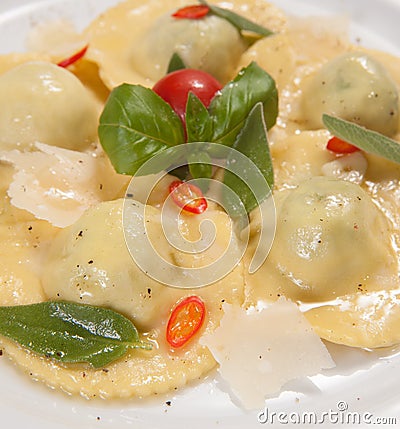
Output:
[224,102,274,216]
[323,114,400,163]
[198,0,273,39]
[0,301,151,368]
[167,52,186,74]
[186,92,213,143]
[98,84,185,175]
[209,62,278,147]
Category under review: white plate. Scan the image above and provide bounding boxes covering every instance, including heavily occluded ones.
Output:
[1,0,400,428]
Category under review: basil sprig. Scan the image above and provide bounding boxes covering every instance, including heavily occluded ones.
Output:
[0,301,151,368]
[323,114,400,163]
[99,62,277,214]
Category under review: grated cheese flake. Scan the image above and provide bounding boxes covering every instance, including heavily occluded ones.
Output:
[0,143,128,228]
[200,297,335,409]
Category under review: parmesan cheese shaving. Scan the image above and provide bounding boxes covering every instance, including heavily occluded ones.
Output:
[200,298,335,409]
[0,143,128,227]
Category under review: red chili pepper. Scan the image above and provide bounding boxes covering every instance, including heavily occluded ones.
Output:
[57,44,89,68]
[326,136,360,154]
[166,296,206,348]
[172,5,210,19]
[169,180,208,214]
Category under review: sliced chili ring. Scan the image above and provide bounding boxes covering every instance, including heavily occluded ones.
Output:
[169,180,208,214]
[326,136,360,154]
[166,296,206,348]
[57,44,89,68]
[172,5,210,19]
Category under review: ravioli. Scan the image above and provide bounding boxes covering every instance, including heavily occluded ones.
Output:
[305,289,400,349]
[0,50,110,112]
[38,198,244,397]
[0,61,99,152]
[246,176,397,299]
[84,0,287,88]
[242,16,400,140]
[301,51,399,136]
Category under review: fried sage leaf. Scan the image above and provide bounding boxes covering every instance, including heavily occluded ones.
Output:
[0,301,151,368]
[198,0,273,39]
[323,114,400,163]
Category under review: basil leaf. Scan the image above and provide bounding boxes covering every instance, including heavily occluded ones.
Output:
[198,0,273,39]
[186,92,213,143]
[209,62,278,146]
[223,102,274,216]
[234,103,274,190]
[188,150,213,182]
[167,52,186,74]
[322,114,400,163]
[169,165,190,181]
[98,84,185,175]
[0,301,151,368]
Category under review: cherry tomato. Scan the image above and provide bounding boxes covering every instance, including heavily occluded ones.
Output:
[172,5,210,19]
[169,180,208,214]
[57,44,89,68]
[153,69,222,123]
[166,296,206,348]
[326,136,360,154]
